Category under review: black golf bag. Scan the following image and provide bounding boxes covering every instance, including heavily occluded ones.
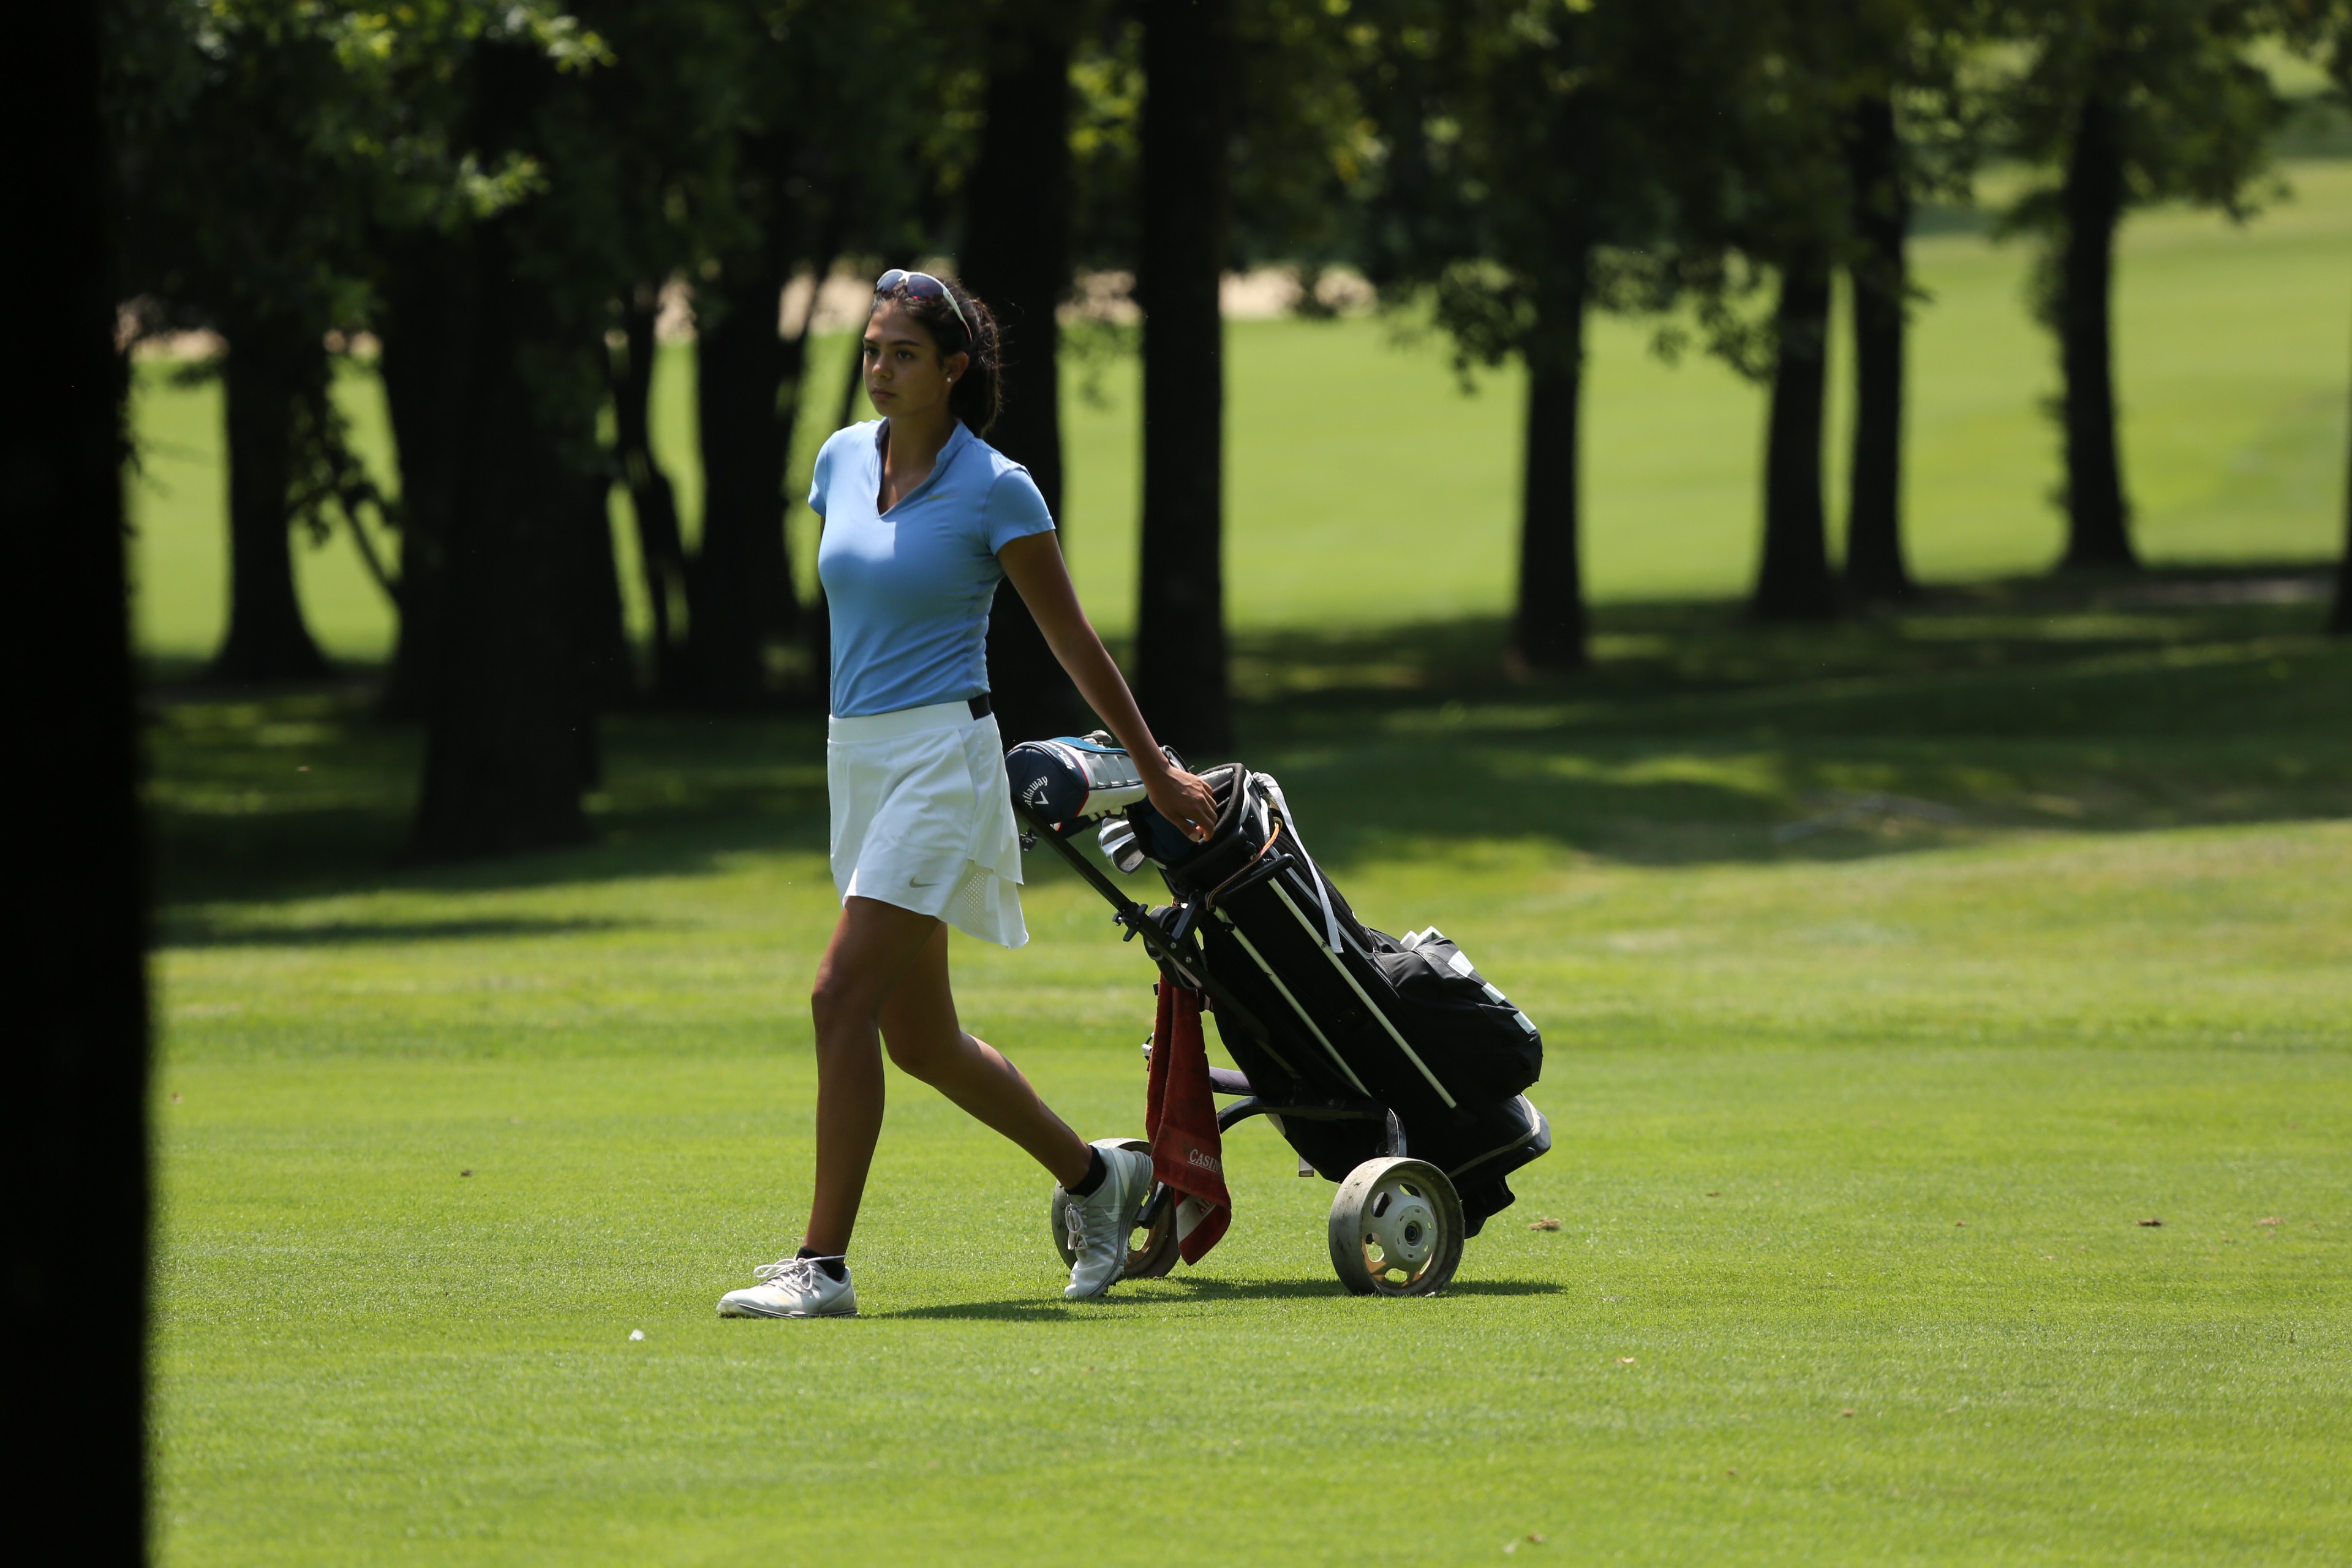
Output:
[1008,736,1550,1237]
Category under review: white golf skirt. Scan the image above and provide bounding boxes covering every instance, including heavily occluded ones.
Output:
[828,699,1028,949]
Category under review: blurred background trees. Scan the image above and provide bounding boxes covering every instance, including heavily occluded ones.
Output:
[962,0,1090,748]
[101,0,2352,859]
[111,0,381,684]
[1356,0,1765,665]
[1132,0,1238,754]
[2334,4,2352,636]
[1990,0,2299,573]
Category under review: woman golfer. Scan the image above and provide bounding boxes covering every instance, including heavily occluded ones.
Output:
[718,270,1218,1319]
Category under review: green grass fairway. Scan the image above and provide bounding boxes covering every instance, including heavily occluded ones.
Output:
[152,582,2350,1564]
[125,164,2352,665]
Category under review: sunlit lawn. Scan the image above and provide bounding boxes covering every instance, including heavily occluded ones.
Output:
[149,581,2351,1565]
[133,148,2352,1566]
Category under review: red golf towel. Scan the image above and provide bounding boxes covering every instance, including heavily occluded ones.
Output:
[1144,979,1232,1264]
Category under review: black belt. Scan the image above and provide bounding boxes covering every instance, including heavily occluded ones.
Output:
[968,693,992,720]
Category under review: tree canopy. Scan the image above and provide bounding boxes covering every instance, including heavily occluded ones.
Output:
[100,0,2351,855]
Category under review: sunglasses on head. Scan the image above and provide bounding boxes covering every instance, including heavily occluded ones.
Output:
[873,269,972,342]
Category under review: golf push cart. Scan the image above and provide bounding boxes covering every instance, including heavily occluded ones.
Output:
[1006,735,1551,1297]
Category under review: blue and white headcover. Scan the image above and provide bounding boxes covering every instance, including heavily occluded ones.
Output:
[1005,735,1151,824]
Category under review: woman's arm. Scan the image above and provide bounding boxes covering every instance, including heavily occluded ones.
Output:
[998,531,1218,842]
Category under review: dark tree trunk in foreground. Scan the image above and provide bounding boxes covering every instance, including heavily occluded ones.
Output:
[2057,86,2135,570]
[11,2,150,1558]
[803,336,873,706]
[578,470,628,714]
[409,48,599,859]
[1754,251,1839,621]
[377,231,472,719]
[1134,0,1233,757]
[611,284,690,696]
[1515,252,1589,670]
[1845,93,1913,603]
[767,252,826,706]
[689,140,823,711]
[209,323,329,681]
[410,230,601,855]
[689,263,790,706]
[2334,317,2351,634]
[963,4,1087,746]
[2335,494,2351,634]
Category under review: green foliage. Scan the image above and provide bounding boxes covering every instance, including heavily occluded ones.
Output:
[104,0,960,450]
[107,0,654,604]
[1988,0,2300,285]
[1061,0,1383,276]
[107,0,608,338]
[1353,0,1791,378]
[696,0,963,292]
[1229,0,1381,265]
[1066,8,1147,271]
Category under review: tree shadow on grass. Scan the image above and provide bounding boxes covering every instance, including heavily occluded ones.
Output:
[880,1275,1562,1319]
[1218,570,2352,872]
[1139,1273,1561,1300]
[145,568,2352,908]
[156,914,654,949]
[146,696,834,907]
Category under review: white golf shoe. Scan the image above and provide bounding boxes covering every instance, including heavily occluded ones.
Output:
[717,1256,858,1319]
[1062,1142,1154,1300]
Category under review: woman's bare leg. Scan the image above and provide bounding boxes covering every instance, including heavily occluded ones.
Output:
[878,922,1093,1188]
[805,897,1095,1256]
[804,896,950,1256]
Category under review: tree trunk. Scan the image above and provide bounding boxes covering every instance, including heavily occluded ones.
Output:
[804,326,876,706]
[963,4,1087,746]
[1515,252,1588,670]
[1754,250,1839,622]
[209,323,329,681]
[687,264,787,706]
[833,303,872,434]
[767,245,820,636]
[1134,0,1233,758]
[408,47,600,859]
[578,462,629,714]
[687,129,824,712]
[2335,484,2351,634]
[12,3,150,1556]
[376,231,472,719]
[611,284,690,696]
[2334,307,2351,635]
[2057,86,2135,570]
[1845,92,1913,603]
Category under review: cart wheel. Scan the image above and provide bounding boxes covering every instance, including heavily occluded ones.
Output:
[1048,1139,1178,1280]
[1327,1157,1463,1297]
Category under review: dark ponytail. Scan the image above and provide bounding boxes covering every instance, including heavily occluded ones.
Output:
[876,272,1002,435]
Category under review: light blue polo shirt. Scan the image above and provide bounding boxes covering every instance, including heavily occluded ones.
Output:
[810,419,1057,717]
